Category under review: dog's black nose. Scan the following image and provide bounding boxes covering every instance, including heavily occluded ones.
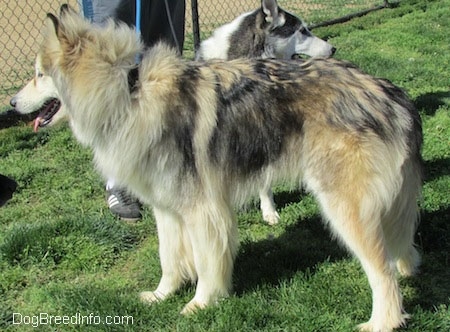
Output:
[10,97,16,108]
[331,47,337,55]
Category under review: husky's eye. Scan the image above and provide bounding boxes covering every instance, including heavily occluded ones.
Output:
[37,72,44,78]
[298,26,312,36]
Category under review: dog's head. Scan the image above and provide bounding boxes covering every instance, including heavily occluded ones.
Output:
[10,4,85,132]
[261,0,336,58]
[34,5,141,133]
[37,5,143,145]
[10,53,65,132]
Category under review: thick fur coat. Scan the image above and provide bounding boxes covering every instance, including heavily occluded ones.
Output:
[39,7,423,332]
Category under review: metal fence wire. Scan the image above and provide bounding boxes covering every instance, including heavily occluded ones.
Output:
[0,0,386,108]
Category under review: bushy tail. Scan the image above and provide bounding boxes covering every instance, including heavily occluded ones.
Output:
[382,156,423,276]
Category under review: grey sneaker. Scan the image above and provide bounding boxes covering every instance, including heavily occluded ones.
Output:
[106,186,142,221]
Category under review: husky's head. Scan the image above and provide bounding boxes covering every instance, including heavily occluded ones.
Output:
[10,53,65,132]
[196,0,335,61]
[261,0,336,59]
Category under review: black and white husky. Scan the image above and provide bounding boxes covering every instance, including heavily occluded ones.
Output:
[196,0,336,60]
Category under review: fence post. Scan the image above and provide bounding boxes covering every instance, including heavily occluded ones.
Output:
[191,0,200,56]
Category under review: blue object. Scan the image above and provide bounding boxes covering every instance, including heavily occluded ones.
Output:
[80,0,94,22]
[135,0,141,36]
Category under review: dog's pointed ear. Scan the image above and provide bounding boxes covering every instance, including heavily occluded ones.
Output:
[60,4,76,17]
[43,11,64,52]
[60,3,70,14]
[46,13,59,36]
[39,12,62,74]
[262,0,278,23]
[261,0,285,27]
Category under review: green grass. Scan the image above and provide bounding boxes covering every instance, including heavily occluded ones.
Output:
[1,0,449,330]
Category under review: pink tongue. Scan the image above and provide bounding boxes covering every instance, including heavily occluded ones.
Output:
[33,117,42,132]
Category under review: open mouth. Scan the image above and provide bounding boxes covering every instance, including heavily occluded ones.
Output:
[292,54,309,60]
[33,98,61,132]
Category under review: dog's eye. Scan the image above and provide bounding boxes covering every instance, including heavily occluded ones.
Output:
[298,26,312,36]
[37,72,44,78]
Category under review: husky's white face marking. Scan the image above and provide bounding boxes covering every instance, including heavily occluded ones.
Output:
[267,8,335,59]
[10,55,66,131]
[277,25,336,59]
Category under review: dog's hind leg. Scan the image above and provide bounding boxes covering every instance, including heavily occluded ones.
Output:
[140,207,196,305]
[180,200,239,314]
[314,188,407,332]
[301,125,420,331]
[382,200,421,278]
[304,139,409,331]
[260,186,280,225]
[382,161,422,277]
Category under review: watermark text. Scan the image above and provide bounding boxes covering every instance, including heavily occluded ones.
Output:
[13,312,134,328]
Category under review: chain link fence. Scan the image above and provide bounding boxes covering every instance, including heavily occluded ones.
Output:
[0,0,386,109]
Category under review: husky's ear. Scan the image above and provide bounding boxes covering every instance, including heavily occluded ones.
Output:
[262,0,278,23]
[262,0,285,27]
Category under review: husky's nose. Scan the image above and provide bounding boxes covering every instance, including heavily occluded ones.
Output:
[331,47,337,55]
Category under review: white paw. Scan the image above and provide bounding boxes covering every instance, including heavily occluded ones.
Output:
[358,321,378,332]
[357,315,408,332]
[358,321,395,332]
[263,211,280,225]
[180,299,207,315]
[139,290,166,304]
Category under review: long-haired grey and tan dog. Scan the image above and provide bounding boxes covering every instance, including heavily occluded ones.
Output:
[40,6,423,331]
[11,0,334,226]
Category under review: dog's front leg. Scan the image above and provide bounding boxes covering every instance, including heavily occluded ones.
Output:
[140,207,196,305]
[180,201,239,314]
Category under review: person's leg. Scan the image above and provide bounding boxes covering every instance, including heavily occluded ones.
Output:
[102,0,185,220]
[79,0,122,25]
[144,0,185,54]
[79,0,142,221]
[115,0,185,53]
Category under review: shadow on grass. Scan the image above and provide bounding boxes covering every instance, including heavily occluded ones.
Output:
[273,188,305,209]
[0,215,142,267]
[0,109,38,130]
[0,123,53,159]
[234,187,345,294]
[424,157,450,182]
[234,200,450,314]
[409,207,450,309]
[414,91,450,115]
[234,214,348,295]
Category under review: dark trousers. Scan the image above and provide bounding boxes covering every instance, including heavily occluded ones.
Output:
[115,0,185,54]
